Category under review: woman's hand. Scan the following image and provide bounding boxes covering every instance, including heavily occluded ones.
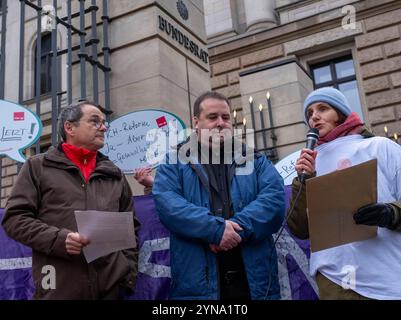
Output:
[133,167,154,187]
[295,148,317,177]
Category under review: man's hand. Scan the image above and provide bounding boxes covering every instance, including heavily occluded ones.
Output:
[353,203,394,229]
[218,221,243,251]
[209,244,219,253]
[65,232,90,255]
[134,167,154,187]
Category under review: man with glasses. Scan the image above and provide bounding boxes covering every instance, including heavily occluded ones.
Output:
[2,101,139,299]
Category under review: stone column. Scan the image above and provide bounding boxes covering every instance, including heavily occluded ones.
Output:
[244,0,277,32]
[204,0,237,40]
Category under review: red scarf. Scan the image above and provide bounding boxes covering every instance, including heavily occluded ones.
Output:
[62,143,97,182]
[317,112,363,146]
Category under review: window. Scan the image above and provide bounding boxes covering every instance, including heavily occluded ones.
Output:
[310,56,363,120]
[34,33,52,95]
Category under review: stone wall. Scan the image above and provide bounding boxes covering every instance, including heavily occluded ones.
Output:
[355,7,401,137]
[208,0,401,160]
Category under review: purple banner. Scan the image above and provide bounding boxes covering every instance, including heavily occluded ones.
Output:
[0,209,35,300]
[0,190,317,300]
[128,195,171,300]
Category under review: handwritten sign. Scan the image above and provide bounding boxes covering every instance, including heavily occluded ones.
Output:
[274,150,301,186]
[100,109,186,173]
[0,100,42,163]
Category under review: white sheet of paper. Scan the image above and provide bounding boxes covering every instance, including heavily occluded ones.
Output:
[74,210,136,263]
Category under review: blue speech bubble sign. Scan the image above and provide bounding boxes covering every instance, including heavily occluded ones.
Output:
[0,100,43,163]
[100,109,186,174]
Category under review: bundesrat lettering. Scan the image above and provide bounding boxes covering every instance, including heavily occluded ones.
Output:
[158,15,209,64]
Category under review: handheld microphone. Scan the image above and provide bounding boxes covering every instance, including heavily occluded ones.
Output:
[299,128,319,183]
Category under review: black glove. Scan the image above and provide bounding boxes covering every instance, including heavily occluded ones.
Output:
[353,203,394,228]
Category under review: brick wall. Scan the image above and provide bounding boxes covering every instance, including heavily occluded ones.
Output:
[356,8,401,137]
[0,158,17,208]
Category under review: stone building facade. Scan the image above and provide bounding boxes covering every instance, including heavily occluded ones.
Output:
[1,0,401,206]
[0,0,210,206]
[204,0,401,159]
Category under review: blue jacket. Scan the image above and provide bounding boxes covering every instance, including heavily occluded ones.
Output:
[153,148,285,300]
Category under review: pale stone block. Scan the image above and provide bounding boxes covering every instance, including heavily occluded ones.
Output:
[274,123,308,151]
[109,7,157,51]
[362,76,390,94]
[240,62,310,96]
[366,88,401,109]
[228,72,240,85]
[275,0,304,9]
[108,0,151,18]
[357,46,383,64]
[356,26,400,49]
[361,56,401,79]
[285,22,363,54]
[278,0,359,24]
[271,103,305,127]
[365,8,401,31]
[108,40,161,90]
[2,177,13,188]
[159,41,189,91]
[213,58,240,75]
[109,77,164,118]
[241,45,284,67]
[109,0,207,40]
[211,74,228,89]
[2,157,16,167]
[5,165,18,177]
[187,60,212,98]
[216,84,241,99]
[390,72,401,88]
[109,76,192,127]
[384,40,401,57]
[395,105,401,120]
[368,106,396,125]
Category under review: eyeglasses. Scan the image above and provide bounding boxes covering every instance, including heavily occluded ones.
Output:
[89,118,110,130]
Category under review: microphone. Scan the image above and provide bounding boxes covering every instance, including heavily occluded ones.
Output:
[299,128,319,183]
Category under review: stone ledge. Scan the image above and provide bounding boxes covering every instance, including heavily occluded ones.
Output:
[284,22,363,54]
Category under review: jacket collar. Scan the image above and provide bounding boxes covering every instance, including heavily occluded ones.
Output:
[177,133,259,166]
[178,135,261,191]
[43,144,122,179]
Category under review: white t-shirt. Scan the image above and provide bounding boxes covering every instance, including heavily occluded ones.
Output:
[309,135,401,300]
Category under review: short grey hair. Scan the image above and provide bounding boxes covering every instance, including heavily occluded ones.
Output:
[57,101,99,142]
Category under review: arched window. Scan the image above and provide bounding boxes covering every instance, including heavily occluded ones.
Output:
[34,33,52,95]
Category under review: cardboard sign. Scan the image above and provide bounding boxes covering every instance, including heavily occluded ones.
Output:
[100,109,186,173]
[0,100,43,163]
[306,159,378,252]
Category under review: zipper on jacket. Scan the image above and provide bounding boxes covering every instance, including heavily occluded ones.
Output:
[80,178,88,210]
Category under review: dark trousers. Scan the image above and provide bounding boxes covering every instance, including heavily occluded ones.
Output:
[219,270,251,300]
